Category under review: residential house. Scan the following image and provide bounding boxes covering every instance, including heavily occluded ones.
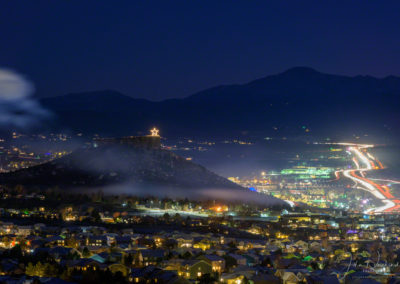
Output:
[178,260,212,280]
[198,254,226,273]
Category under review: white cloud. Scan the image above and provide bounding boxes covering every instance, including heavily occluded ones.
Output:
[0,68,51,128]
[0,69,34,100]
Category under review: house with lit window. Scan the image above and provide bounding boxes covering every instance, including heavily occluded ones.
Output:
[130,266,179,283]
[178,259,212,280]
[137,249,166,266]
[45,235,65,247]
[198,254,225,273]
[65,258,101,272]
[228,254,247,266]
[193,238,212,251]
[220,272,248,284]
[16,225,32,236]
[86,235,107,247]
[176,236,193,248]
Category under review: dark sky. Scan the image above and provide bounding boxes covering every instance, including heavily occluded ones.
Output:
[1,1,400,101]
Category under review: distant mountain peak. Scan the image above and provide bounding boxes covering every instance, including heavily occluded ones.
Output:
[281,66,321,75]
[38,67,400,139]
[246,66,324,87]
[65,89,126,98]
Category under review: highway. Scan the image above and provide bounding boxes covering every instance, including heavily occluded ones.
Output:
[338,144,400,214]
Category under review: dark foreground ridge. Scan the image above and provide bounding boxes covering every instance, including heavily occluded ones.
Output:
[0,142,284,205]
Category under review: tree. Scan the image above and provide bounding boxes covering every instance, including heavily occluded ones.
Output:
[164,239,177,250]
[15,184,25,194]
[36,262,46,277]
[91,210,101,222]
[198,273,217,283]
[261,257,273,267]
[26,262,47,277]
[44,263,58,277]
[25,262,35,276]
[227,241,237,252]
[163,213,170,222]
[9,244,23,259]
[123,254,133,266]
[82,247,91,258]
[60,269,71,281]
[223,255,237,271]
[310,261,318,270]
[181,251,192,260]
[174,213,182,222]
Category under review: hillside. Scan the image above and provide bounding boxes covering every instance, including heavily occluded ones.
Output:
[0,143,284,205]
[40,67,400,140]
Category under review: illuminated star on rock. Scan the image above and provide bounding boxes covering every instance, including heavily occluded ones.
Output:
[150,127,159,136]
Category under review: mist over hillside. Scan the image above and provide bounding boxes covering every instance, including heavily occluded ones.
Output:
[0,143,285,206]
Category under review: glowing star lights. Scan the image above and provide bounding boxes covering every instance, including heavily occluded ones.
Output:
[150,127,159,137]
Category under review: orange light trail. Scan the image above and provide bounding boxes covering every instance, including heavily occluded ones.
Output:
[340,144,400,213]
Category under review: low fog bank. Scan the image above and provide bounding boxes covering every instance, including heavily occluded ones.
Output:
[0,143,289,206]
[72,181,286,207]
[0,137,286,206]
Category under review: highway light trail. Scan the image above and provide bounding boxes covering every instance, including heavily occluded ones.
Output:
[338,144,400,214]
[351,147,372,170]
[370,178,400,184]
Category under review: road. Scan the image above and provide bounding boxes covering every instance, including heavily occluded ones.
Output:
[336,144,400,214]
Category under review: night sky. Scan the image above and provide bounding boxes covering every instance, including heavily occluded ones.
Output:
[1,1,400,100]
